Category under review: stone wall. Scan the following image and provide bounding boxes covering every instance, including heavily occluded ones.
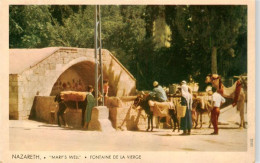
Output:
[32,96,101,129]
[30,95,172,131]
[106,96,147,130]
[9,74,18,119]
[31,96,147,131]
[102,50,136,96]
[108,107,147,131]
[9,48,136,120]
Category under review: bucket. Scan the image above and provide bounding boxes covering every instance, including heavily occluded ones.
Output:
[177,105,186,118]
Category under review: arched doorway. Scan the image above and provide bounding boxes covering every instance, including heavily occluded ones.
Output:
[50,60,117,96]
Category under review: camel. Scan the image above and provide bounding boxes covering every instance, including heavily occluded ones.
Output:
[205,74,247,128]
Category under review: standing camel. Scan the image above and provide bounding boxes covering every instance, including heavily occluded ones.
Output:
[205,74,246,128]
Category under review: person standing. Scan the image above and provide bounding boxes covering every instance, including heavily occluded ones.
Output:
[83,85,95,130]
[211,87,226,135]
[103,79,109,97]
[180,80,193,135]
[102,79,109,105]
[150,81,167,102]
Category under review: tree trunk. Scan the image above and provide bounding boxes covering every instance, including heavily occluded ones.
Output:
[211,46,218,74]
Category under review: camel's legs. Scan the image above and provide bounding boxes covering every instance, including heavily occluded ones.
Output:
[237,100,245,128]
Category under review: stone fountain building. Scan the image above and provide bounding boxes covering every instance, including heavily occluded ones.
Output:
[9,47,137,122]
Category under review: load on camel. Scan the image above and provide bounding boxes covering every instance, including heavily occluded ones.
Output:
[205,74,247,128]
[133,92,179,132]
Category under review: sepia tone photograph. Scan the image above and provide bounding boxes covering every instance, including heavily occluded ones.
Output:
[0,1,255,162]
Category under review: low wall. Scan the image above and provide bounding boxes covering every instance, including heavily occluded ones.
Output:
[105,96,147,130]
[31,96,101,129]
[31,96,162,131]
[9,74,19,119]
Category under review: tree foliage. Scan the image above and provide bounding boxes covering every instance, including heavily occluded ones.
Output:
[9,5,53,48]
[9,5,247,91]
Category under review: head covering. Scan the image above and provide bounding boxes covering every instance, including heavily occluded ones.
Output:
[153,81,159,87]
[181,80,187,85]
[181,84,192,110]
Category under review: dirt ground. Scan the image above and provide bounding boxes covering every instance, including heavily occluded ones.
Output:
[9,105,247,151]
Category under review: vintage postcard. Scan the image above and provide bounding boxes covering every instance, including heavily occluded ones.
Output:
[0,0,255,162]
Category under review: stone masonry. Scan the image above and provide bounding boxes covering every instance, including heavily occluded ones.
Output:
[9,47,136,120]
[31,95,146,130]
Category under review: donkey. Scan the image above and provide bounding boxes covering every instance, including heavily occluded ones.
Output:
[192,97,212,129]
[54,94,88,127]
[133,93,179,132]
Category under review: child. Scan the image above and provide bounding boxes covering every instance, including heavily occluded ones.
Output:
[103,79,109,97]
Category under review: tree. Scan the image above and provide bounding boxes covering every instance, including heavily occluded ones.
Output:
[9,5,247,91]
[9,5,53,48]
[179,6,247,74]
[164,5,247,90]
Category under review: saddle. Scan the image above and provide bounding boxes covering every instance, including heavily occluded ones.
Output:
[148,100,174,117]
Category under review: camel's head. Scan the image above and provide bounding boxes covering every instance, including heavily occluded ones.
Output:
[205,74,212,83]
[205,74,222,90]
[211,74,221,87]
[205,74,220,82]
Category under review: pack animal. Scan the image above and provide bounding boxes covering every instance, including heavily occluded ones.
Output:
[54,94,88,127]
[192,96,212,129]
[133,93,179,132]
[205,74,246,128]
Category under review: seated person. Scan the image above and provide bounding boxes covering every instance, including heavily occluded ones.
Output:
[150,81,167,102]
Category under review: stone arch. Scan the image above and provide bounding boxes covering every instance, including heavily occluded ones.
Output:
[46,57,95,96]
[9,47,136,120]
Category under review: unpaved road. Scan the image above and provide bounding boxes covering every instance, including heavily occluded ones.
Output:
[9,119,247,151]
[9,105,248,151]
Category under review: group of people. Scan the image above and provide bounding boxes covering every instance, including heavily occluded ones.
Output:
[150,80,225,135]
[65,77,225,134]
[83,80,109,130]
